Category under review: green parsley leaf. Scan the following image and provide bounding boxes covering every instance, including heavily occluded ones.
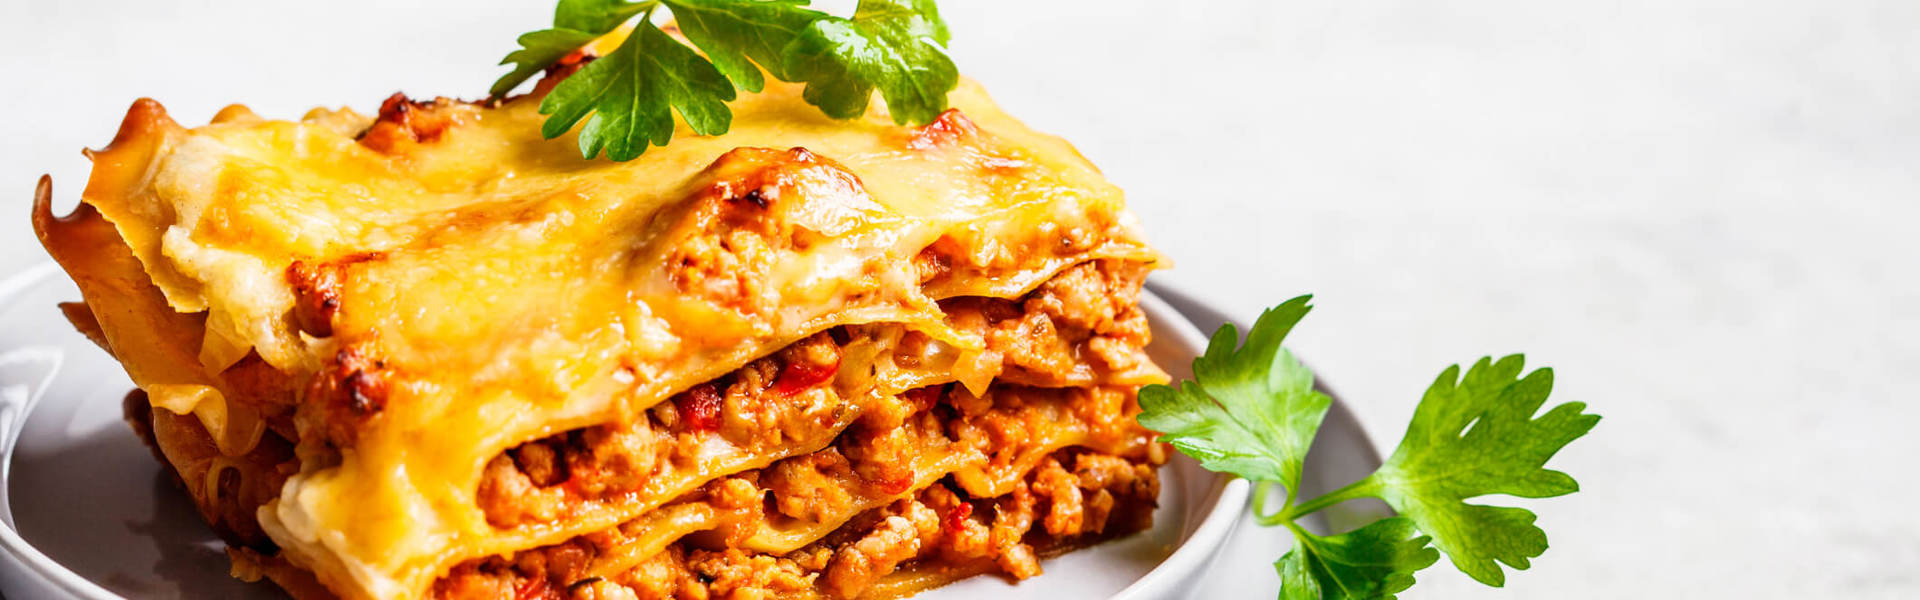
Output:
[539,21,736,160]
[554,0,654,33]
[666,0,960,123]
[663,0,823,92]
[490,0,652,98]
[494,0,960,160]
[1368,355,1602,586]
[1138,295,1331,494]
[785,0,958,124]
[492,29,602,98]
[1136,298,1598,599]
[1277,517,1439,600]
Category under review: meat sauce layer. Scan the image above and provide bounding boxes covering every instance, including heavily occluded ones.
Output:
[477,260,1157,529]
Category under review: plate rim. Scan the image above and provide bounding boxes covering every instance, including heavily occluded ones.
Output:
[0,263,1255,600]
[1109,291,1251,600]
[0,262,120,600]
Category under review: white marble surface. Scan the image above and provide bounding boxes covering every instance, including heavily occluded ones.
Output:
[2,1,1916,598]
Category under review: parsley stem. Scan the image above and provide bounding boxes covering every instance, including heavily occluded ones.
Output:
[1279,476,1380,521]
[1250,480,1291,526]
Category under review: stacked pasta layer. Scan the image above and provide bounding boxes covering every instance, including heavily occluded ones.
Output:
[34,47,1166,600]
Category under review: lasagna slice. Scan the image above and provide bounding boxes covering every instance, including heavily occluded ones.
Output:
[33,39,1166,600]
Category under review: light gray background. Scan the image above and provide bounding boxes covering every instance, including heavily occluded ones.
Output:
[2,1,1915,598]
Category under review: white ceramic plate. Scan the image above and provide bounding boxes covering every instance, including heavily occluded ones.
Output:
[0,264,1383,599]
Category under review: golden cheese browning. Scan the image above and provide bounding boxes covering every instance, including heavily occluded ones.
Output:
[35,28,1167,600]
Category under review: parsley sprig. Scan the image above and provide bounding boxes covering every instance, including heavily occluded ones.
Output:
[493,0,958,161]
[1138,296,1600,599]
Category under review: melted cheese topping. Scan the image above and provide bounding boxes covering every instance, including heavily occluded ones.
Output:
[64,66,1157,598]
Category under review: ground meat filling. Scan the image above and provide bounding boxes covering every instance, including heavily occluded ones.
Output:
[443,379,1165,599]
[941,259,1155,385]
[436,446,1160,600]
[479,259,1154,529]
[478,332,846,527]
[455,258,1163,598]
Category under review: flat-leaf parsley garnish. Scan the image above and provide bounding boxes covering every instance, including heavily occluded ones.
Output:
[493,0,958,161]
[1138,295,1600,599]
